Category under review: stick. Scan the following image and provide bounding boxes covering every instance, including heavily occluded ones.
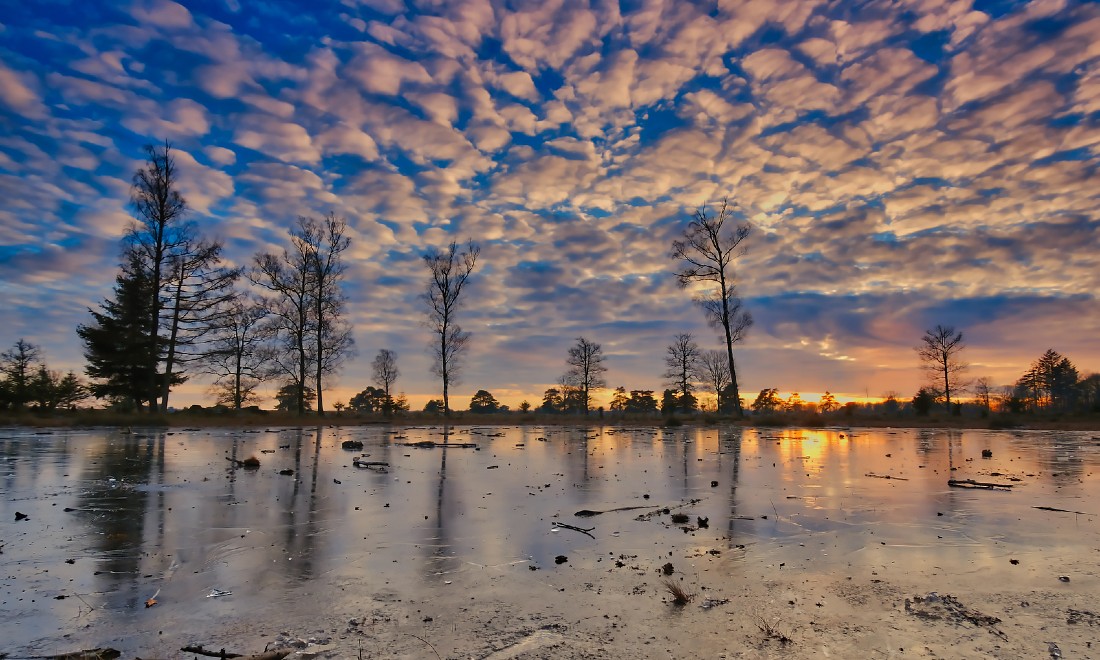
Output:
[407,634,441,660]
[866,472,909,481]
[352,460,390,469]
[553,522,595,538]
[179,647,241,659]
[948,478,1013,490]
[1034,505,1091,515]
[575,505,658,517]
[40,650,121,660]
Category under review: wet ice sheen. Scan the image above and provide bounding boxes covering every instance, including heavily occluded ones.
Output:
[1,425,1097,656]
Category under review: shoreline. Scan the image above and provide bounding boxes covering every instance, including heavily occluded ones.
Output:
[3,410,1099,431]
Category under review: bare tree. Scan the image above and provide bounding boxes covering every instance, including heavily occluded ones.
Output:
[670,198,752,416]
[698,349,730,412]
[422,240,480,415]
[159,236,240,410]
[563,337,608,413]
[663,333,701,412]
[250,221,313,415]
[973,376,993,414]
[128,141,191,410]
[916,325,967,410]
[202,295,272,410]
[305,213,354,416]
[1,339,42,410]
[372,349,400,415]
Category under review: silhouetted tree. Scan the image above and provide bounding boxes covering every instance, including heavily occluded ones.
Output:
[563,337,607,413]
[158,237,241,410]
[79,250,162,411]
[252,215,354,415]
[916,325,967,411]
[423,398,445,414]
[1078,373,1100,412]
[469,389,504,413]
[558,381,587,413]
[972,377,993,415]
[660,389,678,415]
[349,386,387,413]
[912,387,936,416]
[202,295,272,409]
[1016,349,1079,412]
[275,383,315,412]
[670,198,752,416]
[0,339,41,410]
[698,350,730,413]
[306,213,354,415]
[609,386,629,412]
[53,371,88,410]
[818,391,839,413]
[751,388,781,413]
[626,390,658,413]
[372,349,400,415]
[128,142,190,410]
[422,240,480,416]
[881,391,901,415]
[784,392,803,412]
[663,333,700,413]
[391,393,410,413]
[540,387,563,413]
[519,400,531,413]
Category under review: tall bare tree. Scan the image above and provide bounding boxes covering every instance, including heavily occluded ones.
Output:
[305,213,353,416]
[563,336,608,413]
[663,333,701,412]
[670,198,752,416]
[372,349,400,415]
[159,237,240,410]
[251,214,354,415]
[698,349,730,412]
[916,324,967,409]
[422,240,480,416]
[251,220,312,415]
[128,141,191,410]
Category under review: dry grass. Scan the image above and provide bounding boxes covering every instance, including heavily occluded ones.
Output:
[756,616,793,645]
[662,578,695,606]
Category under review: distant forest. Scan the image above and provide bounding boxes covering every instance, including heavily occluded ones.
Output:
[1,142,1097,419]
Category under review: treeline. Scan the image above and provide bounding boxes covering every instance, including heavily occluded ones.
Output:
[0,339,87,412]
[9,140,1094,421]
[65,142,494,418]
[64,142,363,416]
[28,141,755,419]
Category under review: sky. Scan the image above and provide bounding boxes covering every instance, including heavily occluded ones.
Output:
[1,0,1098,411]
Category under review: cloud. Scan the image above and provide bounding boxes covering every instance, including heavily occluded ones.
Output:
[131,0,194,29]
[1,0,1098,408]
[0,62,46,118]
[343,41,432,96]
[233,114,322,164]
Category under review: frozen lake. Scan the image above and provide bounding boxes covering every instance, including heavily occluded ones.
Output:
[2,424,1098,658]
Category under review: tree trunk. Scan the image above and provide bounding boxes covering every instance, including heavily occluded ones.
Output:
[315,281,325,416]
[159,270,184,412]
[297,305,307,415]
[234,350,242,410]
[441,319,450,416]
[720,278,743,416]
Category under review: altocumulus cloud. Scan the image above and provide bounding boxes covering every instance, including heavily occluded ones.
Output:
[0,0,1097,407]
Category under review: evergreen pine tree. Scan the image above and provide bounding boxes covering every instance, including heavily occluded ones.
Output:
[78,250,159,411]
